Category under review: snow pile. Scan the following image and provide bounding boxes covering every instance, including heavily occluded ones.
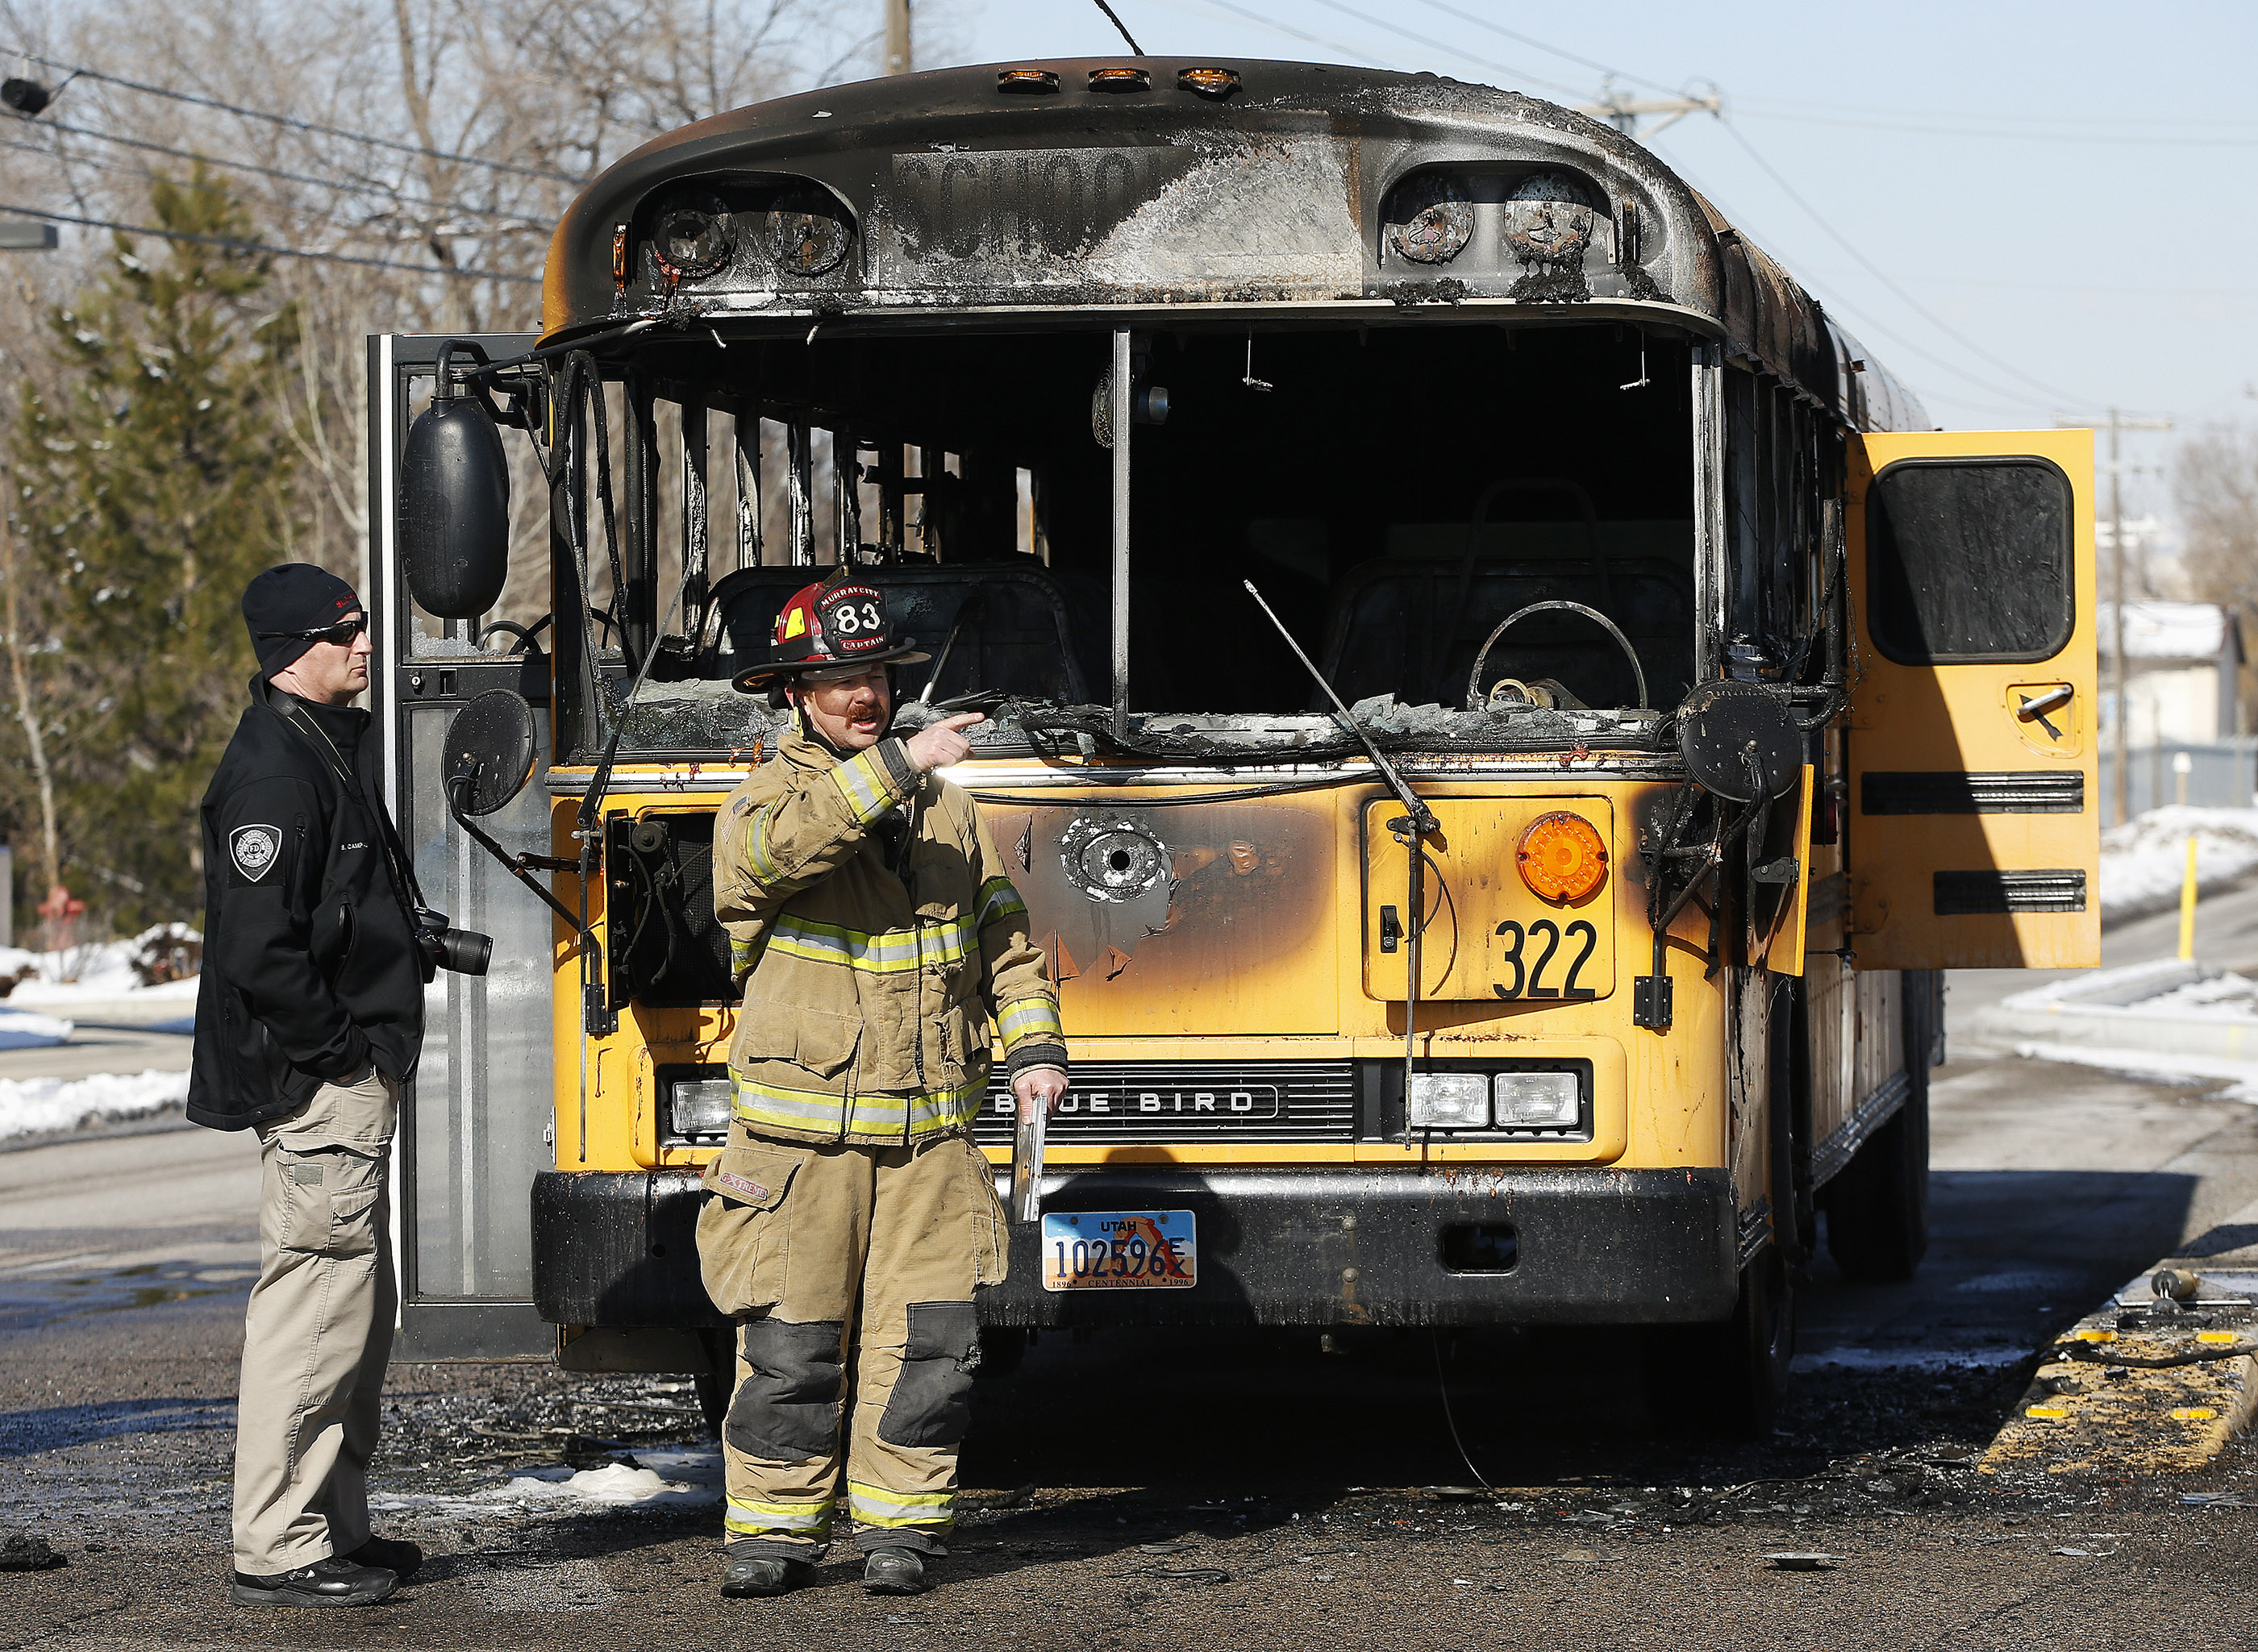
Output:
[0,1007,73,1049]
[372,1449,723,1518]
[481,1458,722,1513]
[0,925,202,1008]
[2098,806,2258,913]
[2134,970,2258,1020]
[0,1067,190,1141]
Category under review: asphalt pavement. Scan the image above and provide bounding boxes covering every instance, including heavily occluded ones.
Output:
[3,917,2258,1649]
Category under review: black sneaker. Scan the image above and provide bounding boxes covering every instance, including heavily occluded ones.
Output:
[862,1546,927,1596]
[719,1554,814,1598]
[231,1555,398,1608]
[344,1536,423,1582]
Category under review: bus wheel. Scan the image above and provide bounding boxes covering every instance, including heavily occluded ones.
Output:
[1823,1056,1931,1283]
[694,1330,735,1439]
[1640,1255,1795,1437]
[977,1327,1029,1379]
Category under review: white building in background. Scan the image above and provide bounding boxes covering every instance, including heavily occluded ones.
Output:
[2100,601,2245,744]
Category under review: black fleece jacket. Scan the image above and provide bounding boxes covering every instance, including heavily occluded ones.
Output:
[186,677,426,1130]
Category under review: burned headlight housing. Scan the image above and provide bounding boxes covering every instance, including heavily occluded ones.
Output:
[662,1066,732,1142]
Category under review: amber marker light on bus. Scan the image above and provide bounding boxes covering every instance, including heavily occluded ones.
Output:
[611,223,628,293]
[1089,67,1152,93]
[997,68,1060,94]
[1516,811,1608,902]
[1177,67,1241,97]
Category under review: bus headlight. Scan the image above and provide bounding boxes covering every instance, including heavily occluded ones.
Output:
[669,1076,733,1139]
[1493,1072,1581,1129]
[1407,1072,1489,1129]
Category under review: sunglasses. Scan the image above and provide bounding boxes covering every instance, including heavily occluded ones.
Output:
[260,618,368,647]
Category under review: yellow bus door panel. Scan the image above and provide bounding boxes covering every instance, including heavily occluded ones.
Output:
[1361,797,1617,1002]
[1844,429,2099,970]
[992,799,1341,1035]
[1757,765,1814,977]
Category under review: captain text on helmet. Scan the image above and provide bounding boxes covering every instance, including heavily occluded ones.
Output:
[698,569,1068,1600]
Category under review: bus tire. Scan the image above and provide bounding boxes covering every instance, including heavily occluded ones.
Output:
[1639,1254,1794,1437]
[1823,984,1933,1283]
[695,1329,735,1439]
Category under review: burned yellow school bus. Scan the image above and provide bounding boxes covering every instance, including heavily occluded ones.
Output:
[376,58,2097,1422]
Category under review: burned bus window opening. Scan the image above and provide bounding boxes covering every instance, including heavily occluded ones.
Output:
[560,321,1702,761]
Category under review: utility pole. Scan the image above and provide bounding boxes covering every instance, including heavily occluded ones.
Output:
[885,0,912,76]
[2061,409,2173,826]
[1579,79,1721,140]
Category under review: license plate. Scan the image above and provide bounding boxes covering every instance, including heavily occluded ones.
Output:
[1039,1210,1197,1292]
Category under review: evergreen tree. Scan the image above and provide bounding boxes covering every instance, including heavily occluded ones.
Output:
[9,169,302,929]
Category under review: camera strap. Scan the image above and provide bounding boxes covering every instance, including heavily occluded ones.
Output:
[272,694,429,917]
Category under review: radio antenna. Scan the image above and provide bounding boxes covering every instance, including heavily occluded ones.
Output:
[1244,579,1435,1146]
[1242,580,1432,834]
[1089,0,1144,53]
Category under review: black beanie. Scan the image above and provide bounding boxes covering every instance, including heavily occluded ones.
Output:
[243,564,361,679]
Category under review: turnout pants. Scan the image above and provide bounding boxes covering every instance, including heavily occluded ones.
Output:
[231,1069,398,1575]
[697,1127,1007,1561]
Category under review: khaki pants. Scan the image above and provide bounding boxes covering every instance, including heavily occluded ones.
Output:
[231,1069,398,1575]
[696,1127,1007,1561]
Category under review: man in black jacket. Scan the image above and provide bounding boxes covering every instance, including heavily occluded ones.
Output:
[190,564,427,1608]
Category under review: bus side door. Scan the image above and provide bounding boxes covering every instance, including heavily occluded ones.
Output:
[1843,428,2098,970]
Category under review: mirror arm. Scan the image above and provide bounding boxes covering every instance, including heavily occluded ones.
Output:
[446,771,584,929]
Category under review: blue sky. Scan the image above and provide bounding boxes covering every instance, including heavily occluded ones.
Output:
[928,0,2258,528]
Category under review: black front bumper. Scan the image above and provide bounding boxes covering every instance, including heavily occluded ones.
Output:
[531,1165,1739,1330]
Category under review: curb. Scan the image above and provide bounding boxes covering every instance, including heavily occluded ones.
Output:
[1960,958,2258,1064]
[1981,1202,2258,1475]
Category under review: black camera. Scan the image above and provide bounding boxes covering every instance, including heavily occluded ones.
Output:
[415,905,493,977]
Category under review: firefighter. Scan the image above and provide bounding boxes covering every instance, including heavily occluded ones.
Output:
[189,565,427,1608]
[702,569,1067,1600]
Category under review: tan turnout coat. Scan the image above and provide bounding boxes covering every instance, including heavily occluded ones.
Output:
[710,729,1064,1146]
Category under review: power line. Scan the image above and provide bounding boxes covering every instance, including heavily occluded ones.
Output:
[1400,0,1680,96]
[0,201,540,284]
[1736,109,2258,148]
[1709,114,2087,408]
[6,48,585,185]
[0,133,544,247]
[10,115,546,228]
[1171,0,1415,72]
[1294,0,1585,96]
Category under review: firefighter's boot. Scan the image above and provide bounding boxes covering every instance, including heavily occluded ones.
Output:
[863,1546,927,1595]
[720,1553,813,1598]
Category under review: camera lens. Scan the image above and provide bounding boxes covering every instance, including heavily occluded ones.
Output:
[433,927,493,976]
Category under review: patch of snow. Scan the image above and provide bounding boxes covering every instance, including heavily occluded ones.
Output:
[0,1007,73,1049]
[2011,1039,2258,1103]
[2137,971,2258,1019]
[2099,806,2258,913]
[371,1450,723,1518]
[0,925,202,1004]
[0,1067,190,1141]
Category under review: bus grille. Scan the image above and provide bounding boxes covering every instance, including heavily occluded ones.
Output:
[972,1060,1356,1144]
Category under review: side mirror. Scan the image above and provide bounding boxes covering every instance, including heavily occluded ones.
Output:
[442,689,537,818]
[1675,680,1800,801]
[401,342,511,619]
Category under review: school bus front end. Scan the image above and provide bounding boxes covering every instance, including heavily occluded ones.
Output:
[377,61,2094,1417]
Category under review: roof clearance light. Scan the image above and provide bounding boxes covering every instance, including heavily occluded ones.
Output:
[650,195,735,281]
[998,68,1060,94]
[1089,66,1151,92]
[1178,67,1240,97]
[1516,811,1608,902]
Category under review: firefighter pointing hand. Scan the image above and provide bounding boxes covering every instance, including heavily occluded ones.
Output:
[702,571,1067,1600]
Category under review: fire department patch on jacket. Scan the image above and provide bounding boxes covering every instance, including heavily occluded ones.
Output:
[229,824,282,884]
[714,1169,771,1203]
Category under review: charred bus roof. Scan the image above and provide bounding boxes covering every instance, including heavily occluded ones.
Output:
[542,57,1927,434]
